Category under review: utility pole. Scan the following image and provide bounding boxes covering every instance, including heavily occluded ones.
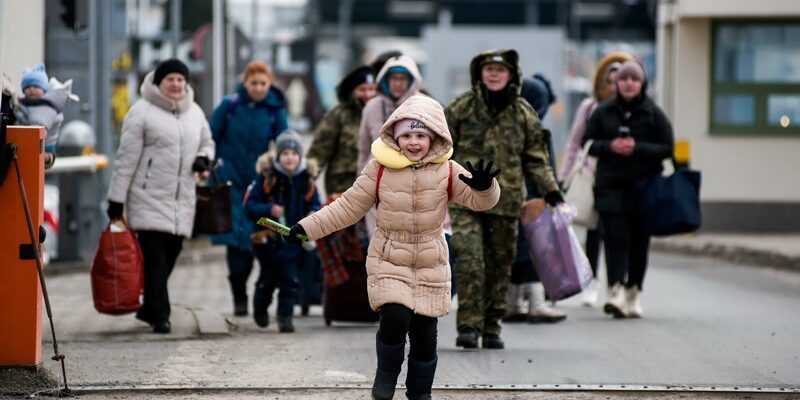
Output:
[171,0,182,58]
[251,0,258,57]
[337,0,354,70]
[213,0,224,105]
[89,0,112,171]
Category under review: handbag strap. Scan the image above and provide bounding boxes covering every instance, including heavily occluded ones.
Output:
[565,140,593,188]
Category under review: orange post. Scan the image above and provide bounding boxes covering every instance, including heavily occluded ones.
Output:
[0,126,45,367]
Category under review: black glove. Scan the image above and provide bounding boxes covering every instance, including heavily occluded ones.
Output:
[544,191,564,207]
[458,159,501,192]
[192,156,211,173]
[107,201,124,220]
[287,224,307,245]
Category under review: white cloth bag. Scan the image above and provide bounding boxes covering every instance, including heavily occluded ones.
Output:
[564,140,598,228]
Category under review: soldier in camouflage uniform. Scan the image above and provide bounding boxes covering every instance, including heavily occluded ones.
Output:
[446,49,565,350]
[307,66,376,195]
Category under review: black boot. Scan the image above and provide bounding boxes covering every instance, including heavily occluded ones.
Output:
[405,357,437,400]
[278,316,295,333]
[253,283,270,327]
[455,328,479,349]
[230,276,249,316]
[481,334,505,349]
[234,297,248,316]
[372,336,405,400]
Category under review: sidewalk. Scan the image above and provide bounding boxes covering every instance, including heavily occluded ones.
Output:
[651,234,800,271]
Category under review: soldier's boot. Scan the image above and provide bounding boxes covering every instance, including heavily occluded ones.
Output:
[625,286,643,319]
[604,283,628,319]
[502,284,527,323]
[405,357,437,400]
[455,328,479,349]
[481,334,505,350]
[527,283,567,324]
[372,336,405,400]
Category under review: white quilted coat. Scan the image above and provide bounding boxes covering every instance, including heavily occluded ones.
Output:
[108,71,215,237]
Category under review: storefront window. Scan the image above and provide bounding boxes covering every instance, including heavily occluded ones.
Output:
[711,22,800,134]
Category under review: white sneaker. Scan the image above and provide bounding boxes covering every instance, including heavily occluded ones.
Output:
[603,283,627,319]
[581,279,600,307]
[625,287,643,318]
[503,284,527,322]
[527,283,567,323]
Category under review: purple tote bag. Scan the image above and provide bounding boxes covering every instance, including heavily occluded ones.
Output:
[523,205,593,300]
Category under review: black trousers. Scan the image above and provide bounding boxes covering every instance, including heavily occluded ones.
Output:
[136,230,184,323]
[227,246,255,303]
[378,303,437,362]
[600,212,651,290]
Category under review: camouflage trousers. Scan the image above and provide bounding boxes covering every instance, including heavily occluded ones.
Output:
[450,209,518,336]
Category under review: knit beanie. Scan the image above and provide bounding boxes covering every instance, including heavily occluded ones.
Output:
[153,58,190,86]
[275,130,303,157]
[393,118,434,141]
[379,66,413,98]
[21,64,49,92]
[616,61,645,82]
[336,65,375,103]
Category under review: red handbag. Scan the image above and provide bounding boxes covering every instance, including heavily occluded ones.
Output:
[91,220,145,315]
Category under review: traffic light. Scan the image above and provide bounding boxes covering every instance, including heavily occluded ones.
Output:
[59,0,86,31]
[60,0,76,29]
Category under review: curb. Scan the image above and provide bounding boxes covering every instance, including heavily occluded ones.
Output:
[651,239,800,272]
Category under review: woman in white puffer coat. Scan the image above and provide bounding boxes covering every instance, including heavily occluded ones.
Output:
[107,59,215,334]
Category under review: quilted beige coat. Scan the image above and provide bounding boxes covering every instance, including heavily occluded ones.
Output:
[299,95,500,317]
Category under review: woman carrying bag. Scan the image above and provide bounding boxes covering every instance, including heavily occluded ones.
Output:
[107,59,215,333]
[582,61,673,319]
[559,52,632,306]
[208,61,288,317]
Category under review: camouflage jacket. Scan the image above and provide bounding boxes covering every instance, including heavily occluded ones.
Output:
[306,99,364,195]
[446,87,558,217]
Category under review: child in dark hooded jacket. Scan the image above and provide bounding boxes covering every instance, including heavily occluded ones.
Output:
[244,130,321,333]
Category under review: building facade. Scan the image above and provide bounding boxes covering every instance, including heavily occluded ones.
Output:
[657,0,800,232]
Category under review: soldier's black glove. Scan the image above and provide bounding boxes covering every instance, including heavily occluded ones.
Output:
[287,224,307,245]
[107,201,124,221]
[544,191,565,207]
[459,159,501,192]
[192,156,211,173]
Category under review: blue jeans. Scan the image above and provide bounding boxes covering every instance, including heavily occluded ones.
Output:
[253,243,301,317]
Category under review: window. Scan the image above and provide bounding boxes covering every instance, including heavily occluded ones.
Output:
[711,21,800,134]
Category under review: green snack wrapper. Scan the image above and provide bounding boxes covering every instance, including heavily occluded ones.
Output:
[256,217,309,242]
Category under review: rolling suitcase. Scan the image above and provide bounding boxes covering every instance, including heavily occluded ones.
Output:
[318,221,378,326]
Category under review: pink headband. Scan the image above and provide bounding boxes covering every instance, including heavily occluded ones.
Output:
[393,118,434,140]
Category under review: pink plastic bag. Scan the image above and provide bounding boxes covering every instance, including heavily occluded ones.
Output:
[523,205,593,300]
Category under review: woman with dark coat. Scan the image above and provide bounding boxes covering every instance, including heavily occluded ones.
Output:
[583,61,674,319]
[208,61,288,316]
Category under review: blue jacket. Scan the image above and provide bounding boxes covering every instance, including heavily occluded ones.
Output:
[244,161,321,253]
[209,84,288,250]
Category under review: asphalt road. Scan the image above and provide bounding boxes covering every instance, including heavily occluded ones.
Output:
[35,249,800,397]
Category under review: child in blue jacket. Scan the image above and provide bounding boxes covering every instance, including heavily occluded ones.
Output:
[245,130,321,332]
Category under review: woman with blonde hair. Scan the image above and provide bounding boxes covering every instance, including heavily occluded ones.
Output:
[559,52,633,306]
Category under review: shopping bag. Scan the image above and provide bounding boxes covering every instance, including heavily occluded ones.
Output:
[523,204,593,300]
[91,220,144,315]
[640,167,702,236]
[564,140,598,228]
[193,171,233,235]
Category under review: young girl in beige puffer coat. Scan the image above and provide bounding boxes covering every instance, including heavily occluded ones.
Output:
[288,94,500,400]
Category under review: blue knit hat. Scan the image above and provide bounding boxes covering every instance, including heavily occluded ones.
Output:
[21,64,49,92]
